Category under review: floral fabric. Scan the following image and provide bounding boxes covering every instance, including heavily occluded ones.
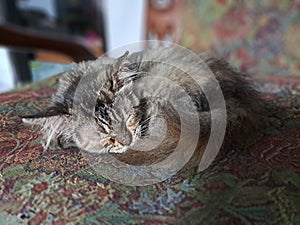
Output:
[180,0,300,78]
[0,1,300,223]
[0,75,299,224]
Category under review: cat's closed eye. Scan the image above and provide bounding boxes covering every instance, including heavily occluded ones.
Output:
[96,118,110,134]
[126,115,139,128]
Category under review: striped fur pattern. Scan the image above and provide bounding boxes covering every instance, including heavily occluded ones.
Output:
[23,47,267,168]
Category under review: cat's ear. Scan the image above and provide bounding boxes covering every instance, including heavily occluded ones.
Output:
[111,51,129,91]
[110,51,130,91]
[115,51,130,70]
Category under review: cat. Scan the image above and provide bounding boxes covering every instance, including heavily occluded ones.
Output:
[23,46,268,171]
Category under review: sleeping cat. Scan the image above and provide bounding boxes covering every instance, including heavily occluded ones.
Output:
[23,46,267,171]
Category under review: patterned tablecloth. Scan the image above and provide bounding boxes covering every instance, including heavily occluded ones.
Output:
[0,1,299,223]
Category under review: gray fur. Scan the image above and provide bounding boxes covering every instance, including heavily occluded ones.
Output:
[23,47,267,169]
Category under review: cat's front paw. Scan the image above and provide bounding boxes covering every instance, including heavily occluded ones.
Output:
[108,146,128,154]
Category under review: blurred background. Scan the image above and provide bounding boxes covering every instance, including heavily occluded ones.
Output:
[0,0,299,93]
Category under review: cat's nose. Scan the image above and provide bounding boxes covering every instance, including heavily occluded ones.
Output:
[110,127,132,146]
[110,137,117,144]
[113,134,132,146]
[110,137,123,148]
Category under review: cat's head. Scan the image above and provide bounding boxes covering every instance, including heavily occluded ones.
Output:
[23,51,164,154]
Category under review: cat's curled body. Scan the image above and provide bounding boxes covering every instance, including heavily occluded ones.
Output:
[23,47,267,170]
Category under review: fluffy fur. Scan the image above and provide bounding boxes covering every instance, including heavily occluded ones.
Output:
[23,47,268,171]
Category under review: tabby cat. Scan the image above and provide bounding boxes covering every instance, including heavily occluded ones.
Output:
[23,47,267,171]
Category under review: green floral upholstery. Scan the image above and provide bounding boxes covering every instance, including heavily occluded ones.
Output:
[0,75,299,224]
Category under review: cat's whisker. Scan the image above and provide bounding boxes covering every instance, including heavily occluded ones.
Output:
[139,122,150,129]
[45,119,62,149]
[138,116,153,125]
[100,136,114,148]
[135,124,150,137]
